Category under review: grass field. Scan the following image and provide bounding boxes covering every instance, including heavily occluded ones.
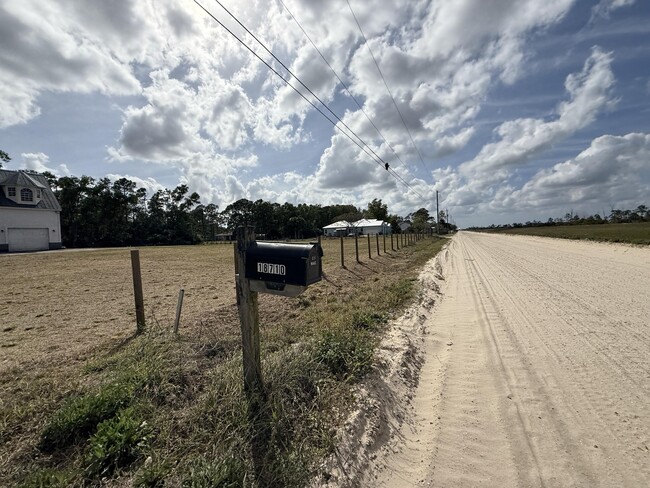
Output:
[0,234,444,487]
[485,222,650,245]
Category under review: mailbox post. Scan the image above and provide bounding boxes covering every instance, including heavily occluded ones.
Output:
[234,226,323,394]
[234,227,323,486]
[234,227,263,397]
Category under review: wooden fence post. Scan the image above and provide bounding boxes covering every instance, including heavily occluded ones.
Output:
[174,288,184,335]
[376,234,380,255]
[234,227,263,396]
[383,233,386,254]
[367,234,371,259]
[130,250,145,334]
[340,235,344,267]
[355,233,360,263]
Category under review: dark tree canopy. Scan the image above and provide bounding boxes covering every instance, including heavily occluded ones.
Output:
[365,198,388,221]
[0,149,10,168]
[26,172,446,248]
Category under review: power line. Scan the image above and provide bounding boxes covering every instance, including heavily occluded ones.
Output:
[209,0,393,176]
[277,0,409,171]
[191,2,372,164]
[193,0,427,201]
[345,0,429,173]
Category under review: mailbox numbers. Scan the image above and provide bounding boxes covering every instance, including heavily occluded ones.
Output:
[257,262,286,276]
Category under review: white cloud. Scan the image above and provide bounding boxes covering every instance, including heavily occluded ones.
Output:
[591,0,636,21]
[0,1,145,127]
[20,152,70,176]
[105,173,165,195]
[114,70,210,161]
[500,132,650,210]
[418,48,618,219]
[0,84,40,129]
[461,47,615,175]
[434,128,476,157]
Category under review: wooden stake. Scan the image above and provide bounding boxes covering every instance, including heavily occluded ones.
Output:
[383,233,387,253]
[130,250,145,334]
[355,233,360,263]
[376,234,380,255]
[174,288,184,335]
[340,235,344,267]
[367,234,371,259]
[234,227,263,395]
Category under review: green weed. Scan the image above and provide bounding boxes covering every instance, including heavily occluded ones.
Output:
[18,469,74,488]
[350,310,387,330]
[134,458,172,488]
[182,455,247,488]
[84,407,150,479]
[39,382,133,452]
[316,328,375,380]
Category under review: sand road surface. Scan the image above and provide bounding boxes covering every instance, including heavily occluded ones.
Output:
[374,232,649,487]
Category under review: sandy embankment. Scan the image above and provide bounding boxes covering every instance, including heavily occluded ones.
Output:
[319,232,650,487]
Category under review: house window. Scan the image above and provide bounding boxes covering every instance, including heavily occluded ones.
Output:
[8,187,16,197]
[20,188,34,202]
[36,189,42,198]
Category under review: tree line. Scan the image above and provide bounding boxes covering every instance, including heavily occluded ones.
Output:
[33,173,440,248]
[467,205,650,231]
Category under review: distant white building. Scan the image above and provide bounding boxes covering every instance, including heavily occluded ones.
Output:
[353,219,392,235]
[322,220,352,237]
[323,219,392,236]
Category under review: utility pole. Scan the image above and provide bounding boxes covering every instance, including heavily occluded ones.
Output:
[436,190,440,236]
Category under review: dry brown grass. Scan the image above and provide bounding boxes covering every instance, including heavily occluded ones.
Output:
[0,235,411,374]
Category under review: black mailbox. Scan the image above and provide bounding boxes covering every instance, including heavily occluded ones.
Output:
[245,242,322,296]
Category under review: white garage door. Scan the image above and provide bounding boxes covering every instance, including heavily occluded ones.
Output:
[8,228,50,252]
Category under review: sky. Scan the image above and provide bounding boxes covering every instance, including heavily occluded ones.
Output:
[1,0,649,228]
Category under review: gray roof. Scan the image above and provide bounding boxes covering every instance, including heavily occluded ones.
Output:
[2,171,47,189]
[323,219,389,229]
[0,169,62,211]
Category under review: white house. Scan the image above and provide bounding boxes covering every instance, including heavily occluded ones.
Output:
[0,170,62,252]
[323,220,352,237]
[353,219,392,235]
[323,218,392,236]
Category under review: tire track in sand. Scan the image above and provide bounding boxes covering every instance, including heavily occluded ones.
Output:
[374,232,649,488]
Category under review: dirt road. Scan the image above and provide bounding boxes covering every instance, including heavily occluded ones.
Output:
[375,232,650,487]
